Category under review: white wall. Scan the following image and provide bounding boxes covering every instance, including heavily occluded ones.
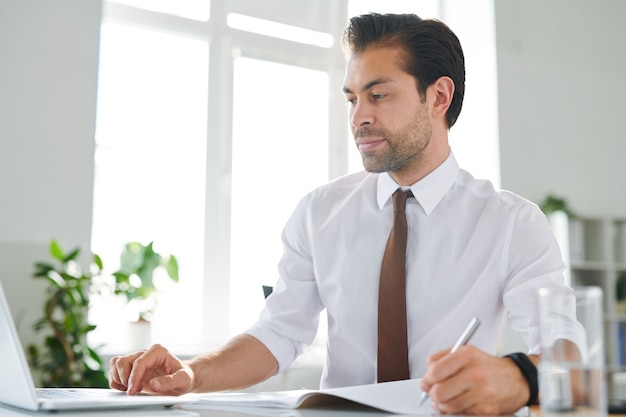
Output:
[0,0,102,346]
[496,0,626,217]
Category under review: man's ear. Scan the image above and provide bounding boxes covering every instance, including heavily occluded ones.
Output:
[429,76,455,120]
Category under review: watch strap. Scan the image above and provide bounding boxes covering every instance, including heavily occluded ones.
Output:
[504,352,538,406]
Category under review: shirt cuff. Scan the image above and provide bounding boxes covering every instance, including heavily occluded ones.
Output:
[246,323,303,372]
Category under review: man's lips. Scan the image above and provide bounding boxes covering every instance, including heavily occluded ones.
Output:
[357,138,386,152]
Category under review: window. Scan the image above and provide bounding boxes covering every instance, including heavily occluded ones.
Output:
[108,0,210,21]
[229,58,329,333]
[91,20,209,350]
[91,0,499,353]
[92,0,345,352]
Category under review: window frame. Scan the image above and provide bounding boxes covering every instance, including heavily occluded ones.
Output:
[100,0,349,350]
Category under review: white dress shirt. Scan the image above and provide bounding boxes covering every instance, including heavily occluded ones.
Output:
[246,152,569,389]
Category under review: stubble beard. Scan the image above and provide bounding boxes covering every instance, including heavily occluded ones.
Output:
[357,107,432,174]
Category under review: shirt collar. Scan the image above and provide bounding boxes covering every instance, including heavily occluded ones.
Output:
[376,152,460,215]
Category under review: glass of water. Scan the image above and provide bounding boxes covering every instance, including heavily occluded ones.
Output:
[538,286,606,417]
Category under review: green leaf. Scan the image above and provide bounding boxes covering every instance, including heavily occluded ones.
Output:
[59,271,78,283]
[66,286,86,308]
[63,313,76,333]
[165,256,179,282]
[33,318,48,331]
[87,347,103,365]
[145,241,155,255]
[63,247,81,263]
[33,262,55,277]
[113,272,130,285]
[137,269,157,293]
[119,242,146,273]
[93,254,103,270]
[44,271,65,288]
[134,285,152,299]
[49,240,65,261]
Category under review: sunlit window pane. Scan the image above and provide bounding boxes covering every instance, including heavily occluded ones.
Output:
[227,13,334,48]
[91,22,209,350]
[230,58,329,334]
[109,0,210,21]
[348,0,439,18]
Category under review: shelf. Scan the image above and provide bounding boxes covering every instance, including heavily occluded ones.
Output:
[556,215,626,369]
[571,260,612,270]
[606,313,626,323]
[569,218,607,263]
[571,268,608,288]
[613,220,626,264]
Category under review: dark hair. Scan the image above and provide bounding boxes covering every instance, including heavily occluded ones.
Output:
[342,13,465,128]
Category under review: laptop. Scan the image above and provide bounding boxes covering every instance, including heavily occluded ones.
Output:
[0,281,197,411]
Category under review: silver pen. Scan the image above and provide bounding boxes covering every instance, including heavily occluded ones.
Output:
[418,317,481,406]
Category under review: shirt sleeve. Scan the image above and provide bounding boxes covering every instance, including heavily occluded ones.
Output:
[501,199,573,354]
[245,193,324,372]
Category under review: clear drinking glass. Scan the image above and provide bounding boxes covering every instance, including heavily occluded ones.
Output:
[539,286,606,417]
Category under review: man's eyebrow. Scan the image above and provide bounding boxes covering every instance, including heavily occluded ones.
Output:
[342,78,393,94]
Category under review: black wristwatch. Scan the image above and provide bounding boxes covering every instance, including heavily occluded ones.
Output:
[504,352,538,406]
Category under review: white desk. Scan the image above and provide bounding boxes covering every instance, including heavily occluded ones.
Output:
[0,403,427,417]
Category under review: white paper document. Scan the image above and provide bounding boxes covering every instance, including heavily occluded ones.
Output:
[191,379,435,415]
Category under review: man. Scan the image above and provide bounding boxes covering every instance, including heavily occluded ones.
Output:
[109,13,573,415]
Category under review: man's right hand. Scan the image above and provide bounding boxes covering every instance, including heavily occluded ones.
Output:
[109,344,194,396]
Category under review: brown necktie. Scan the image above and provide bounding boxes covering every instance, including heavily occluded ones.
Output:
[377,189,412,382]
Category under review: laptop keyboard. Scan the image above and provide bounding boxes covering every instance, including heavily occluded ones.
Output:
[36,389,112,399]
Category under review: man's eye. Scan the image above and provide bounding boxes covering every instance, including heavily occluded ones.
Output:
[346,98,356,105]
[373,93,387,100]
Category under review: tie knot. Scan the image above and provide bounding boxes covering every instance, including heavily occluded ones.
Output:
[392,189,412,213]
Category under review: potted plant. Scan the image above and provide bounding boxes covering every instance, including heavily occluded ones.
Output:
[111,241,178,349]
[539,194,576,218]
[27,240,108,388]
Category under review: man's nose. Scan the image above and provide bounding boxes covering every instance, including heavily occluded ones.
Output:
[351,102,375,128]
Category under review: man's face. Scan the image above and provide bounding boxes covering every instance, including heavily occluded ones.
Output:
[343,45,432,174]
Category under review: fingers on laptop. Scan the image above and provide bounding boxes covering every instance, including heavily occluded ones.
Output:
[109,350,146,393]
